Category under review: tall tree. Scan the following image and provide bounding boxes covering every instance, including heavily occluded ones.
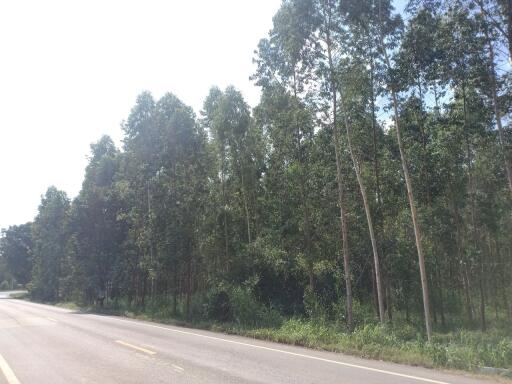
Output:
[253,0,319,296]
[69,136,126,303]
[0,223,33,286]
[376,0,433,340]
[31,187,70,302]
[318,0,355,328]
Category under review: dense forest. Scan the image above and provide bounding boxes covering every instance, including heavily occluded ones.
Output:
[1,0,511,349]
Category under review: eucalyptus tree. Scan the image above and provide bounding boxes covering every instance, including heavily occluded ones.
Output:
[297,0,387,326]
[221,87,256,245]
[394,8,459,325]
[147,92,209,317]
[201,86,261,268]
[202,87,231,266]
[332,0,391,323]
[253,0,320,295]
[426,7,483,324]
[336,0,398,320]
[31,187,71,302]
[253,85,320,303]
[374,0,434,340]
[310,0,354,328]
[0,223,33,286]
[121,91,158,304]
[434,1,510,328]
[69,136,126,303]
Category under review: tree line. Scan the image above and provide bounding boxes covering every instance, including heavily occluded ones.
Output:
[1,0,511,340]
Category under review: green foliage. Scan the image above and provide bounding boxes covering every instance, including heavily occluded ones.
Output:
[204,278,283,328]
[0,223,33,285]
[30,187,70,302]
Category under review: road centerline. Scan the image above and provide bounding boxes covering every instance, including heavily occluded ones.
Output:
[115,340,156,355]
[0,353,21,384]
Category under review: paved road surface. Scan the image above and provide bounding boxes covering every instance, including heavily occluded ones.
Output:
[0,294,492,384]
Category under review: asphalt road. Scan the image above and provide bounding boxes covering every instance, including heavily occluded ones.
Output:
[0,293,492,384]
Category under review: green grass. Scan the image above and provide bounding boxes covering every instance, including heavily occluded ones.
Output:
[243,320,512,372]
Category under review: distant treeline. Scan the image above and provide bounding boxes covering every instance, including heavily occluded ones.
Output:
[1,0,511,340]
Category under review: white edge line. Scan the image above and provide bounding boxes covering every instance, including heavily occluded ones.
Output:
[95,315,451,384]
[0,353,21,384]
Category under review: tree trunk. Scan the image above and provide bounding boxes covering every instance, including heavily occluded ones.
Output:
[463,265,474,323]
[221,154,229,269]
[240,170,252,244]
[497,239,511,320]
[437,260,446,327]
[479,262,486,332]
[291,69,316,296]
[370,55,382,209]
[385,276,393,322]
[236,155,252,244]
[173,267,178,315]
[186,257,191,320]
[378,25,432,341]
[343,113,385,323]
[508,0,512,61]
[465,80,483,329]
[370,53,387,321]
[325,15,352,331]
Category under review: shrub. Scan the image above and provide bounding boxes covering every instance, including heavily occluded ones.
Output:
[230,281,283,328]
[206,290,233,322]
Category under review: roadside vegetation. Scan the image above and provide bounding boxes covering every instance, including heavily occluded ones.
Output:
[1,0,512,377]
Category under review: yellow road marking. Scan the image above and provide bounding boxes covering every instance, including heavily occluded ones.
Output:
[46,317,57,322]
[0,353,21,384]
[115,340,156,355]
[171,364,184,372]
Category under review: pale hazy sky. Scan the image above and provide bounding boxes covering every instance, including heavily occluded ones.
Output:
[0,0,281,230]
